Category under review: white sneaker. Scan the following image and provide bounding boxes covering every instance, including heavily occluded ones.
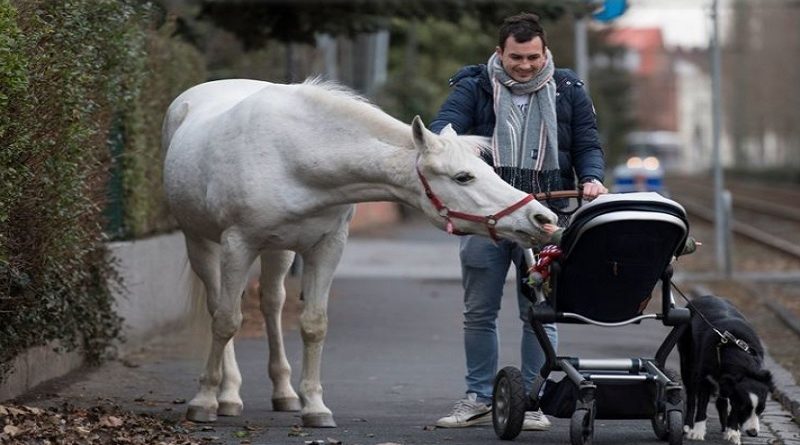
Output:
[523,409,552,431]
[435,393,491,428]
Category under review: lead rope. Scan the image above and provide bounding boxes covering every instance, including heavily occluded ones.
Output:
[669,282,754,364]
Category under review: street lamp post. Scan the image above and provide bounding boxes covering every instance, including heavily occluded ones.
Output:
[710,0,732,276]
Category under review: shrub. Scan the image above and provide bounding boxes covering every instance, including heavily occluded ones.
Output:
[0,0,205,380]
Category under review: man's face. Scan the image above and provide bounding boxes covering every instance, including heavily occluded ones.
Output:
[497,36,546,83]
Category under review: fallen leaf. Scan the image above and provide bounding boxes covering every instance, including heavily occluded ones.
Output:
[289,425,310,437]
[3,424,21,437]
[7,407,26,416]
[121,359,140,368]
[100,415,124,427]
[327,437,342,444]
[233,430,249,438]
[25,406,44,415]
[172,398,187,404]
[0,402,201,444]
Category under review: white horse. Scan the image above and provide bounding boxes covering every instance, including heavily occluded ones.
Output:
[162,78,557,427]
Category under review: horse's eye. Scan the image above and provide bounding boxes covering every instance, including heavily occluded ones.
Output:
[453,172,475,184]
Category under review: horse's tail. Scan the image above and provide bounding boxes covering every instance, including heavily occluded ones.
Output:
[182,259,212,358]
[161,99,190,159]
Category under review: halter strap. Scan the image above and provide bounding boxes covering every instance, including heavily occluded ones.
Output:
[416,159,536,241]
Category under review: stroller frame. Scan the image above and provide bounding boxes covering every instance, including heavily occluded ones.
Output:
[491,193,692,445]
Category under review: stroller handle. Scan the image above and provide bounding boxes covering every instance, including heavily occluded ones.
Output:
[532,190,583,201]
[533,190,585,217]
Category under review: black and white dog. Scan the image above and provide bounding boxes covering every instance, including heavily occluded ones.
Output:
[678,295,774,445]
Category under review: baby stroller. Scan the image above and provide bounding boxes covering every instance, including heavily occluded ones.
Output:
[492,192,693,445]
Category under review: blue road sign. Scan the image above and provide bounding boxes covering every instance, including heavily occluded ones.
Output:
[593,0,628,22]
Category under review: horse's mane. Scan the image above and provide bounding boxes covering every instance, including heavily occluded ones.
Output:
[299,78,409,145]
[298,77,491,158]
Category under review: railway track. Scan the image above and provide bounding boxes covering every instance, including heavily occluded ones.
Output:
[663,174,800,385]
[665,175,800,261]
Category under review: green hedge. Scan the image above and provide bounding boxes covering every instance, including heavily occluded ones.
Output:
[121,18,207,238]
[0,0,205,380]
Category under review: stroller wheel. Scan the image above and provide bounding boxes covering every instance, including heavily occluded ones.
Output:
[569,407,594,445]
[492,366,525,440]
[652,368,682,441]
[652,410,669,441]
[666,410,683,445]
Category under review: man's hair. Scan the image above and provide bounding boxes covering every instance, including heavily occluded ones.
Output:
[498,12,547,50]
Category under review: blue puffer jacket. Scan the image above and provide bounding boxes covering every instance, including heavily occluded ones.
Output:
[429,64,605,189]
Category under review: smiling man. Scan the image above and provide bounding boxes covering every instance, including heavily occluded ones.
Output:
[429,12,607,430]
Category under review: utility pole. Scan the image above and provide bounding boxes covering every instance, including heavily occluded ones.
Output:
[710,0,732,276]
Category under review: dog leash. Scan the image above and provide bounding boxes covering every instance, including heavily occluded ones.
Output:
[669,282,755,360]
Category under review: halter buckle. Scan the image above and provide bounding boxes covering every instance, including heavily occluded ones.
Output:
[439,208,449,217]
[486,216,497,226]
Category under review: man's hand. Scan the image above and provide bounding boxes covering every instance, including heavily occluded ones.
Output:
[581,179,608,200]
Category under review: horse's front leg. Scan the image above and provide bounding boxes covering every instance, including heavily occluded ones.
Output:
[297,231,348,428]
[260,250,302,411]
[187,230,256,422]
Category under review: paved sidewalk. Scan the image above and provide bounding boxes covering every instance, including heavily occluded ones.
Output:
[342,219,800,444]
[15,218,800,444]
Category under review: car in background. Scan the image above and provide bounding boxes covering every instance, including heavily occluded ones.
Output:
[612,131,681,195]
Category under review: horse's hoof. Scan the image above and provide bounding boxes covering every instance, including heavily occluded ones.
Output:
[186,405,217,422]
[302,413,337,428]
[272,397,302,412]
[217,401,243,417]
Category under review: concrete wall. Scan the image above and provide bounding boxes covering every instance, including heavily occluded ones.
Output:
[109,232,191,354]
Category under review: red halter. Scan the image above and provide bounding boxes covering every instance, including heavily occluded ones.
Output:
[415,161,536,241]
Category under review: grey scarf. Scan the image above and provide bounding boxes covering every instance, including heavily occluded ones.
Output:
[488,49,560,194]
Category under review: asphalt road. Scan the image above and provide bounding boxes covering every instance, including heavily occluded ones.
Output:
[19,219,795,445]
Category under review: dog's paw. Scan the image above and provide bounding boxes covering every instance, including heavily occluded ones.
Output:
[684,420,707,440]
[723,428,741,445]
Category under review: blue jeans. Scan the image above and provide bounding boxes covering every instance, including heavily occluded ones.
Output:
[460,235,558,404]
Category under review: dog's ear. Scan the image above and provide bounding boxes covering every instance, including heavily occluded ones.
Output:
[753,369,774,392]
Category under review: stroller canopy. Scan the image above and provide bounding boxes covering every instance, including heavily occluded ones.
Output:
[554,192,689,323]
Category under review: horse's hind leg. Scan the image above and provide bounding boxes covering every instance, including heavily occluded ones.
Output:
[217,339,244,416]
[186,231,256,422]
[184,236,223,421]
[260,250,302,411]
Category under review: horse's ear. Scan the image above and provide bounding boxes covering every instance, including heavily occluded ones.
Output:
[439,123,457,137]
[411,115,432,152]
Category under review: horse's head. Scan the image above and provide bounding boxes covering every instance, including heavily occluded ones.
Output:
[411,116,557,247]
